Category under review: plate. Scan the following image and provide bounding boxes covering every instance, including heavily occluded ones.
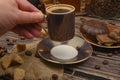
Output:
[80,26,120,48]
[37,36,93,64]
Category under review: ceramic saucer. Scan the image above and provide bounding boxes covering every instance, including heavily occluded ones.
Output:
[37,36,93,64]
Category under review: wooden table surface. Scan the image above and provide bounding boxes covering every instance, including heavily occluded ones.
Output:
[63,16,120,80]
[0,16,120,80]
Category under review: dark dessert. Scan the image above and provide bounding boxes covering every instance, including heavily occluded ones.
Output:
[80,20,109,41]
[96,34,116,46]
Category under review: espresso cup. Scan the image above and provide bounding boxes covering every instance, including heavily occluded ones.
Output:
[46,4,75,41]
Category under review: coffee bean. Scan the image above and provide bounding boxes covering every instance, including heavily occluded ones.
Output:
[93,52,99,56]
[107,53,113,57]
[80,18,86,22]
[12,39,17,42]
[25,50,32,56]
[20,36,25,40]
[7,42,14,45]
[76,46,80,50]
[4,48,8,53]
[6,38,10,42]
[0,50,3,54]
[94,65,100,69]
[52,74,58,80]
[103,60,109,65]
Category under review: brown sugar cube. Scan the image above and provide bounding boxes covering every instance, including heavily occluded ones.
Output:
[14,68,25,80]
[16,43,26,52]
[1,55,12,69]
[13,54,24,64]
[96,34,116,46]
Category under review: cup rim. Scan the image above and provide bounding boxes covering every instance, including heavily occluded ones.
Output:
[46,4,75,15]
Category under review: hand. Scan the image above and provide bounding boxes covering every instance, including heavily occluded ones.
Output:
[0,0,44,39]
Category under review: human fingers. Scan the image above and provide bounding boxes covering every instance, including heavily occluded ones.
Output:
[24,24,41,37]
[12,26,34,39]
[17,10,44,24]
[34,24,42,31]
[20,29,34,39]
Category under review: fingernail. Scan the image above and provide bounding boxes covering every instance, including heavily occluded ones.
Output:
[34,12,45,22]
[27,33,34,39]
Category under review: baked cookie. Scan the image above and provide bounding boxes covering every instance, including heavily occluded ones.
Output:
[14,68,25,80]
[0,55,12,69]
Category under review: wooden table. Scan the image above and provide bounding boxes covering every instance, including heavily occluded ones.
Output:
[0,16,120,80]
[63,16,120,80]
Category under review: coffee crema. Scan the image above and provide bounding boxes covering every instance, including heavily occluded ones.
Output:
[46,4,75,14]
[51,9,70,13]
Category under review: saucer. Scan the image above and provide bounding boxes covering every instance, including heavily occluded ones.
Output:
[37,36,93,64]
[80,26,120,48]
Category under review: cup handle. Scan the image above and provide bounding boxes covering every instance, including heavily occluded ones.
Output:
[38,15,49,38]
[38,23,48,35]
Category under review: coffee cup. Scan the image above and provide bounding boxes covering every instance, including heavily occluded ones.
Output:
[46,4,75,41]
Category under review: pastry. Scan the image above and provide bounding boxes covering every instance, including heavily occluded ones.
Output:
[80,20,109,41]
[96,34,116,46]
[108,28,120,42]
